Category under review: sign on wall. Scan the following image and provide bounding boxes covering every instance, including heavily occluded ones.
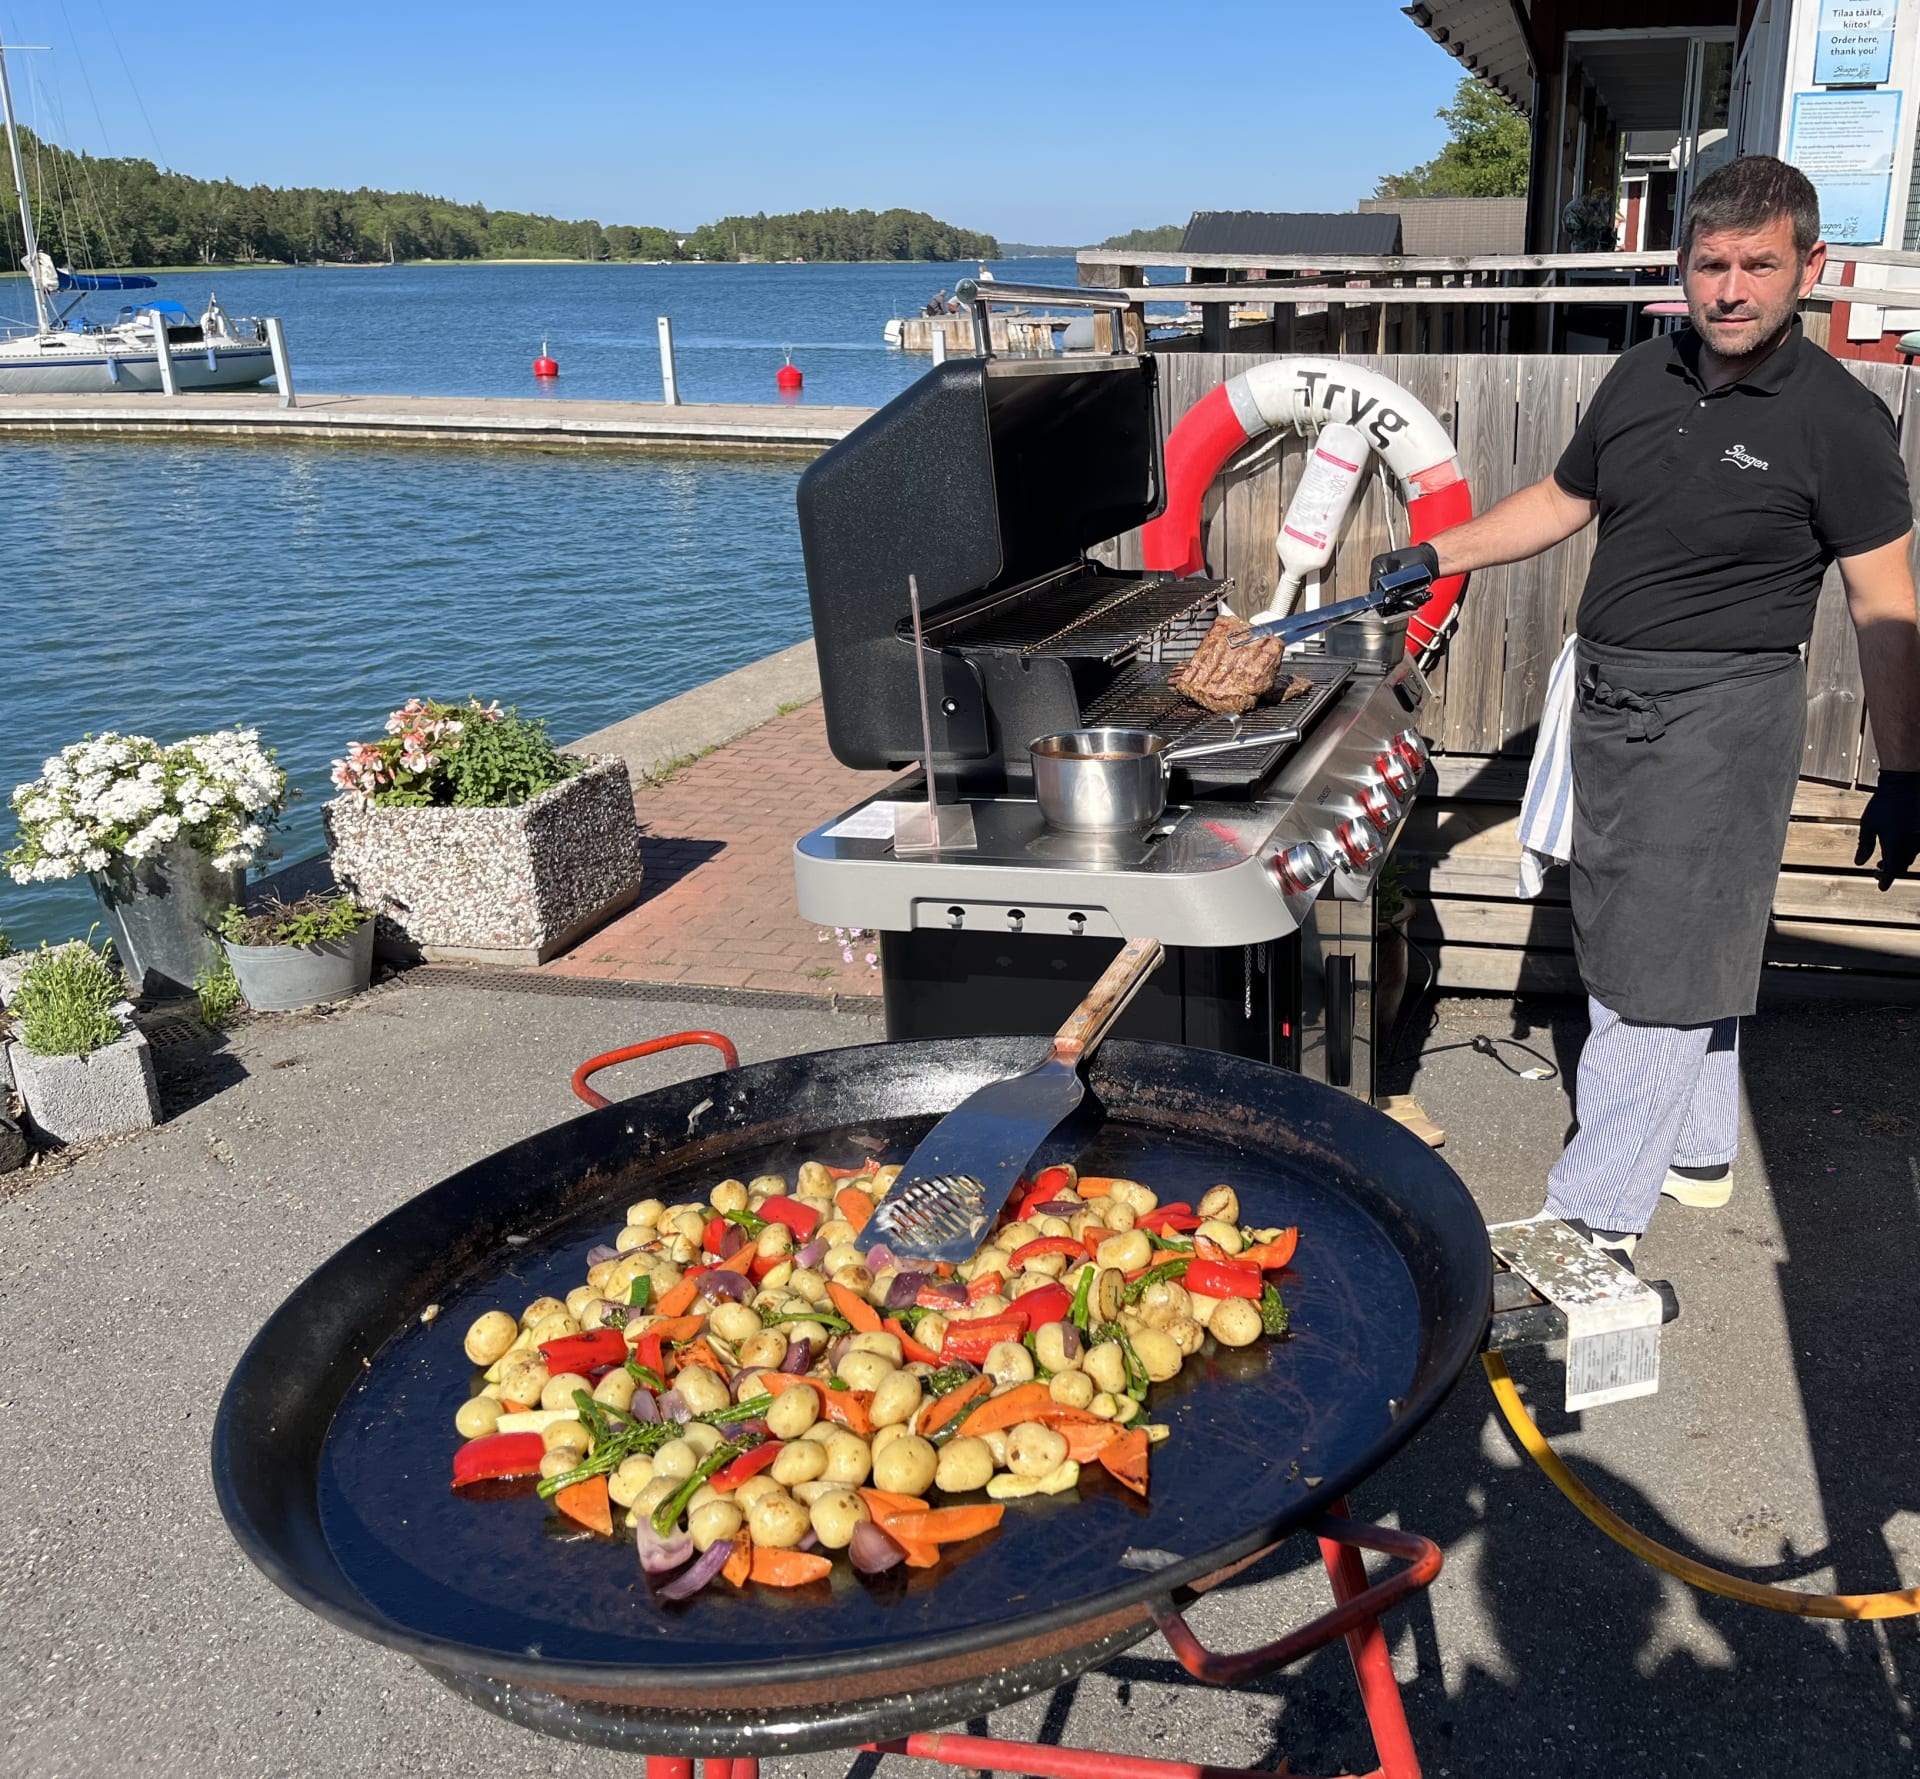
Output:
[1814,0,1899,87]
[1788,88,1903,242]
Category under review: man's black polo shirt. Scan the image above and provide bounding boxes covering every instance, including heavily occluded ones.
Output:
[1552,319,1913,650]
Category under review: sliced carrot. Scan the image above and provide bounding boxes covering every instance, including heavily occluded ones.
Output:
[1097,1427,1151,1498]
[653,1276,701,1319]
[1062,1420,1126,1464]
[956,1381,1055,1437]
[499,1399,533,1414]
[835,1187,874,1236]
[758,1372,875,1435]
[749,1547,833,1588]
[877,1503,1003,1546]
[828,1280,882,1334]
[826,1161,880,1179]
[858,1486,930,1519]
[716,1244,758,1276]
[723,1527,754,1588]
[676,1337,729,1377]
[883,1316,941,1366]
[1074,1176,1119,1198]
[895,1535,943,1569]
[917,1374,994,1440]
[553,1475,614,1537]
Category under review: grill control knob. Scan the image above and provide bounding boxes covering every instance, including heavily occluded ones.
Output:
[1391,728,1430,776]
[1373,750,1414,801]
[1333,817,1383,871]
[1357,782,1398,834]
[1270,840,1333,897]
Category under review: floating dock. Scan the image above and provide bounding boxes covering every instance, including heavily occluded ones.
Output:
[0,390,873,454]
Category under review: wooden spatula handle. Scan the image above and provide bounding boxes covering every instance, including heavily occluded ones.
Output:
[1053,937,1165,1065]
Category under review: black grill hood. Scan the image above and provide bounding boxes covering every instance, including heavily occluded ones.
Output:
[797,354,1165,772]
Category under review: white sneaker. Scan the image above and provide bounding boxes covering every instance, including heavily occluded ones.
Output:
[1661,1165,1732,1209]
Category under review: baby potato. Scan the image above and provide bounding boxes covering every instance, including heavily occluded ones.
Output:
[496,1354,550,1407]
[1032,1214,1072,1239]
[710,1179,750,1215]
[984,1341,1035,1388]
[709,1301,764,1345]
[1048,1369,1096,1410]
[540,1371,593,1412]
[870,1423,910,1459]
[1211,1296,1264,1348]
[615,1224,653,1253]
[652,1438,700,1483]
[578,1299,615,1331]
[607,1454,657,1507]
[1032,1322,1079,1374]
[988,1459,1080,1500]
[733,1474,784,1511]
[736,1330,791,1372]
[934,1436,996,1494]
[625,1197,666,1229]
[688,1498,744,1552]
[1186,1291,1222,1330]
[788,1478,841,1507]
[786,1268,830,1306]
[521,1295,567,1328]
[667,1207,708,1245]
[464,1311,518,1367]
[1093,1267,1126,1325]
[1100,1199,1137,1233]
[873,1165,903,1189]
[871,1433,937,1496]
[758,1259,795,1292]
[830,1263,875,1297]
[755,1224,793,1263]
[1084,1340,1128,1396]
[748,1492,812,1550]
[821,1431,875,1486]
[765,1384,820,1440]
[1006,1421,1069,1478]
[771,1440,830,1486]
[1195,1219,1243,1256]
[1088,1391,1122,1420]
[870,1369,924,1428]
[915,1312,950,1351]
[1166,1315,1206,1356]
[632,1476,680,1518]
[781,1319,831,1353]
[823,1243,866,1276]
[674,1366,731,1417]
[753,1172,792,1199]
[1095,1230,1152,1275]
[543,1420,590,1456]
[967,1295,1011,1320]
[814,1219,857,1251]
[808,1486,870,1550]
[837,1350,896,1393]
[664,1234,699,1266]
[1198,1184,1240,1225]
[981,1428,1010,1466]
[454,1396,502,1439]
[528,1311,582,1347]
[592,1368,638,1412]
[1134,1279,1192,1331]
[1128,1325,1183,1383]
[801,1420,838,1445]
[538,1447,580,1481]
[586,1261,617,1294]
[795,1161,837,1197]
[681,1422,724,1457]
[1019,1250,1071,1280]
[968,1246,1012,1280]
[848,1331,904,1365]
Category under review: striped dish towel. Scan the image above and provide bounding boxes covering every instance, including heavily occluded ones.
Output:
[1516,634,1580,898]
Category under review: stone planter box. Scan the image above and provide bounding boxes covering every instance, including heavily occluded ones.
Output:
[322,755,643,966]
[7,1025,161,1144]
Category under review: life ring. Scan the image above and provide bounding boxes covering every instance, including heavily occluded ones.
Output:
[1139,358,1472,655]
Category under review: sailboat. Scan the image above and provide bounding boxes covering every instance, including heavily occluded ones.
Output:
[0,39,275,394]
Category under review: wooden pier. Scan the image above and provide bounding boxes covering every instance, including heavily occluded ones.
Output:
[0,390,873,454]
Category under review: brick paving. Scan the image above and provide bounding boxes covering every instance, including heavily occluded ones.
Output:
[542,702,893,1000]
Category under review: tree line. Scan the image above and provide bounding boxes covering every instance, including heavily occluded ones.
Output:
[0,131,997,266]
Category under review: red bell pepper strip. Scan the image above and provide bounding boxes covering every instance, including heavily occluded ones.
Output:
[884,1315,942,1365]
[940,1312,1030,1363]
[1137,1205,1202,1235]
[1184,1256,1264,1300]
[702,1215,729,1258]
[965,1272,1006,1305]
[758,1196,821,1242]
[537,1329,628,1375]
[1015,1165,1075,1221]
[1241,1228,1301,1271]
[1008,1234,1091,1270]
[452,1431,546,1486]
[627,1331,666,1384]
[1008,1282,1073,1330]
[709,1441,784,1493]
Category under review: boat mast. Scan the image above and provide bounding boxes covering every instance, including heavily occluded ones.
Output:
[0,39,52,333]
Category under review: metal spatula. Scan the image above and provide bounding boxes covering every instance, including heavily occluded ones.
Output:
[859,936,1165,1264]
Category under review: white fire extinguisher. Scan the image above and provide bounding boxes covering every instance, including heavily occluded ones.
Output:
[1265,421,1369,617]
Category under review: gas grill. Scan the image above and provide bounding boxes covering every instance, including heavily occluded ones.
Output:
[794,349,1430,1102]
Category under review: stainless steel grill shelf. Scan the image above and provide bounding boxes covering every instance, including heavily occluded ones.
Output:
[922,574,1223,665]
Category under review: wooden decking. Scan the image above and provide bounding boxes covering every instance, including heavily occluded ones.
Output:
[0,390,872,454]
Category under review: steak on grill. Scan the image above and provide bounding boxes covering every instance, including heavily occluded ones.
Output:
[1170,615,1289,715]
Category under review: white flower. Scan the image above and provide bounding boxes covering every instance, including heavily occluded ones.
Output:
[81,847,110,871]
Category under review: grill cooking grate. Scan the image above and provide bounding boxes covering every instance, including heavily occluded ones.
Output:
[1083,658,1354,790]
[927,574,1223,665]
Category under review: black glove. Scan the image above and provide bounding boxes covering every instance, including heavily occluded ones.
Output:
[1369,542,1441,607]
[1855,769,1920,890]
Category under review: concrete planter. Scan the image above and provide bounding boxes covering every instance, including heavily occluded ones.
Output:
[7,1025,160,1144]
[322,756,643,966]
[223,916,374,1012]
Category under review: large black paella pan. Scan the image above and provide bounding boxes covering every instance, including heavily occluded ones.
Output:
[213,1036,1490,1758]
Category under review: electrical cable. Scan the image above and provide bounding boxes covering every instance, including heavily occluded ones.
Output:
[1484,1352,1920,1619]
[1419,1031,1558,1079]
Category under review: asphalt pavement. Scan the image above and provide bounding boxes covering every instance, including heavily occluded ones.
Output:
[1,977,1914,1777]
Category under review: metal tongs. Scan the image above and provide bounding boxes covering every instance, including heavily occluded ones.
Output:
[1229,561,1436,648]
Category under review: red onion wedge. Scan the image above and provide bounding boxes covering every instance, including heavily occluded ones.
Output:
[797,1529,820,1553]
[627,1389,661,1423]
[864,1242,898,1274]
[794,1238,828,1271]
[1056,1321,1083,1362]
[657,1537,732,1601]
[884,1270,931,1310]
[657,1388,691,1424]
[698,1269,752,1304]
[636,1520,693,1577]
[849,1520,907,1576]
[586,1244,620,1268]
[780,1338,813,1374]
[717,1223,747,1261]
[1029,1200,1083,1217]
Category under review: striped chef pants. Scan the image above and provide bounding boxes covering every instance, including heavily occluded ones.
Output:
[1544,997,1740,1235]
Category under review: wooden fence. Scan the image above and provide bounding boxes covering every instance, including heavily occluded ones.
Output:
[1099,351,1920,1001]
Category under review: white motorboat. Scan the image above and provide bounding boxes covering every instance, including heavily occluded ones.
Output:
[0,42,276,395]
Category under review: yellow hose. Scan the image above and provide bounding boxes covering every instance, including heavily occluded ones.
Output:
[1482,1352,1920,1619]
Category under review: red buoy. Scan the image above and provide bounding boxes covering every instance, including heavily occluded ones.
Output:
[533,338,560,377]
[776,354,802,391]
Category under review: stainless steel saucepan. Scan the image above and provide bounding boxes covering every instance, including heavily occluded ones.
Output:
[1029,725,1297,833]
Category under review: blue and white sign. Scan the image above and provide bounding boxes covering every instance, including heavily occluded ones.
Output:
[1789,88,1903,243]
[1814,0,1898,87]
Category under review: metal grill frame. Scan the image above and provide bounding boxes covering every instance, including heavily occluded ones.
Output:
[923,571,1224,666]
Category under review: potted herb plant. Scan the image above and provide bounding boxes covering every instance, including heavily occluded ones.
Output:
[217,891,374,1012]
[323,698,642,966]
[6,728,286,996]
[3,931,160,1143]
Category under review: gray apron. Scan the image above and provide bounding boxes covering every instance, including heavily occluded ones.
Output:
[1570,639,1805,1026]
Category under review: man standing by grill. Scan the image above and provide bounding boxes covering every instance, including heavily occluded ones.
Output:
[1374,156,1920,1262]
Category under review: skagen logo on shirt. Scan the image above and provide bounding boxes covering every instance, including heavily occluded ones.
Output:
[1721,443,1770,471]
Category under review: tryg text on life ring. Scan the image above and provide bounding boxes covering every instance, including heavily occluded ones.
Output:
[1139,358,1472,655]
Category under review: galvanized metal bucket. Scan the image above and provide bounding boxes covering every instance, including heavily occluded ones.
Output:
[222,918,374,1013]
[89,840,245,997]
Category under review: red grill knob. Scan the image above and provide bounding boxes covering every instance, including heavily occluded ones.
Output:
[1391,729,1429,775]
[1358,782,1397,833]
[1334,817,1382,871]
[1270,840,1333,896]
[1373,750,1413,800]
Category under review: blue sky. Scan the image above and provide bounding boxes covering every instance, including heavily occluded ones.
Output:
[0,1,1466,242]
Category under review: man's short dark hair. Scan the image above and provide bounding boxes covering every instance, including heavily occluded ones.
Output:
[1680,155,1821,260]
